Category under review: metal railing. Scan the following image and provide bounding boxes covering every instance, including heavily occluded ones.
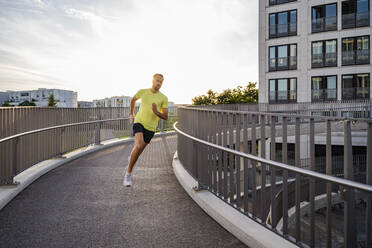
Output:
[0,106,178,139]
[0,115,177,185]
[175,106,372,247]
[196,100,372,119]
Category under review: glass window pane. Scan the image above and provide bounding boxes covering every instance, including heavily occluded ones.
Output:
[325,4,337,30]
[290,44,297,56]
[326,76,337,99]
[312,77,322,100]
[278,45,288,67]
[269,47,276,70]
[289,10,297,34]
[342,38,355,64]
[312,42,323,66]
[278,12,288,35]
[356,73,370,98]
[312,6,324,19]
[326,40,337,53]
[356,36,370,64]
[269,14,276,37]
[327,76,337,89]
[326,4,337,17]
[313,42,323,55]
[278,79,288,100]
[342,75,355,99]
[357,0,369,14]
[269,80,276,101]
[289,78,297,100]
[343,75,354,88]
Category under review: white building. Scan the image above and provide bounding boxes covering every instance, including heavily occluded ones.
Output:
[259,0,371,104]
[78,101,93,108]
[93,96,132,107]
[6,88,77,107]
[0,92,9,106]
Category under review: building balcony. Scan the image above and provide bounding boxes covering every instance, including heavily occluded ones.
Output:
[311,89,337,102]
[342,87,370,100]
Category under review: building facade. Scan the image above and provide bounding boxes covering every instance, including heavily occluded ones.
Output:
[6,88,77,107]
[0,92,9,106]
[92,96,132,107]
[259,0,371,103]
[78,101,93,108]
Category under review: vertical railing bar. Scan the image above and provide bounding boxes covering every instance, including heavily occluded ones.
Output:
[309,118,315,248]
[270,115,276,230]
[326,119,332,248]
[251,114,258,217]
[217,111,223,196]
[282,116,288,236]
[236,113,241,208]
[260,114,266,224]
[344,120,356,247]
[295,117,301,242]
[223,112,228,200]
[229,113,235,204]
[243,114,249,213]
[366,122,372,248]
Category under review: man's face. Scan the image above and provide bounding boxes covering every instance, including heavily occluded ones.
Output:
[152,75,163,91]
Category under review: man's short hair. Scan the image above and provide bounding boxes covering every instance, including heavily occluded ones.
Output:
[153,73,164,79]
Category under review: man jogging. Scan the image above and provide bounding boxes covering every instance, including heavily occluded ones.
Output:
[123,73,168,187]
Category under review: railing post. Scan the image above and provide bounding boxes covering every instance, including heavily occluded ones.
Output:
[57,127,66,158]
[366,122,372,248]
[11,137,20,185]
[326,119,332,248]
[343,120,357,247]
[95,121,101,145]
[160,119,164,133]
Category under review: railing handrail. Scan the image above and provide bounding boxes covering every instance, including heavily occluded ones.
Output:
[0,117,130,144]
[0,114,178,144]
[173,121,372,193]
[178,105,372,123]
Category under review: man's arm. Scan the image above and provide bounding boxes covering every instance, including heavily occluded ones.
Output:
[152,103,168,120]
[130,96,138,123]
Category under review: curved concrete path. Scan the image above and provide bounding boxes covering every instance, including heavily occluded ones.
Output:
[0,136,246,248]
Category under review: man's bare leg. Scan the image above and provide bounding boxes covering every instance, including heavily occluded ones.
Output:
[127,132,148,173]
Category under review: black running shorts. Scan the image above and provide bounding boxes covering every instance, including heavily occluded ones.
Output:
[133,123,155,144]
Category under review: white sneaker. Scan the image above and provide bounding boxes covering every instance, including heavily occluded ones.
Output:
[123,173,132,187]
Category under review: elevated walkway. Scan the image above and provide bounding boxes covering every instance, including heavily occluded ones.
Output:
[0,136,246,248]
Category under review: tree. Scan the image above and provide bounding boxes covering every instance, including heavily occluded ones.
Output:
[192,89,217,105]
[2,101,12,107]
[18,100,36,106]
[48,94,57,107]
[192,82,258,105]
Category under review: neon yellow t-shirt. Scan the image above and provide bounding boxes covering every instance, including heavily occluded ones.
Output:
[134,89,168,132]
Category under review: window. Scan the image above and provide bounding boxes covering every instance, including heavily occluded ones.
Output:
[312,76,337,101]
[20,92,29,97]
[342,73,370,99]
[342,0,370,29]
[269,44,297,71]
[269,0,296,6]
[269,10,297,38]
[312,39,337,68]
[312,3,337,33]
[269,78,297,103]
[342,36,370,65]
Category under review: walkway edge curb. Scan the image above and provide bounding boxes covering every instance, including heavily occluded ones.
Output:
[0,131,176,211]
[172,151,298,248]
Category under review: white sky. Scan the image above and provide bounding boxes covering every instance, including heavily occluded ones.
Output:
[0,0,258,103]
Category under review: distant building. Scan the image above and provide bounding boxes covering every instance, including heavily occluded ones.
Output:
[6,88,77,107]
[0,92,9,106]
[93,96,132,107]
[78,101,93,108]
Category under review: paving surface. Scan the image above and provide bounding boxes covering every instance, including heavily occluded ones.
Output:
[0,135,246,248]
